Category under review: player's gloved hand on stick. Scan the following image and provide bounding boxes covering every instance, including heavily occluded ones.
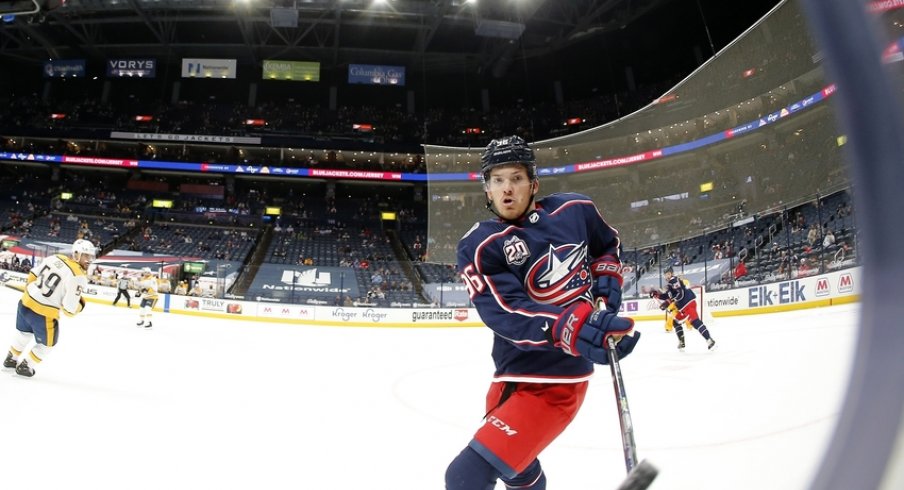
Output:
[649,290,659,298]
[134,291,142,298]
[659,301,670,310]
[591,255,623,313]
[549,302,640,364]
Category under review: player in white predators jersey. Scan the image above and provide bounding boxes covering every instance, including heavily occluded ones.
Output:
[136,267,159,328]
[3,239,96,377]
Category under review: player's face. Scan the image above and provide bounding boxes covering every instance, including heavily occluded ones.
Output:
[76,252,94,270]
[485,164,537,221]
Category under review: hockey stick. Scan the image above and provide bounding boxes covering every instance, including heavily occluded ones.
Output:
[607,335,659,490]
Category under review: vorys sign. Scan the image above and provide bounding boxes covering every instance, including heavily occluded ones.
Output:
[107,59,156,78]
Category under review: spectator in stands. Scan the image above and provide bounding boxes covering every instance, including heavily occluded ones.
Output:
[777,250,790,277]
[174,281,188,295]
[188,282,203,296]
[807,224,819,247]
[371,271,384,285]
[823,228,836,249]
[798,258,813,277]
[734,260,748,281]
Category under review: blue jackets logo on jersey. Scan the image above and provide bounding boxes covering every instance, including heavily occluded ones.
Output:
[525,243,590,305]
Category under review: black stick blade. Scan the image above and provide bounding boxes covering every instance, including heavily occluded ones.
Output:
[615,459,658,490]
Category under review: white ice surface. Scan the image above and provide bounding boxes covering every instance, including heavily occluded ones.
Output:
[0,286,857,490]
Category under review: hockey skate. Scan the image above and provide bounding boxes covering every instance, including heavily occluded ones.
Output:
[677,340,686,352]
[3,351,16,368]
[136,320,145,327]
[707,338,717,351]
[15,359,34,377]
[143,322,153,329]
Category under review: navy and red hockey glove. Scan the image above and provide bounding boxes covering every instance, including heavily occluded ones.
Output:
[548,302,640,364]
[591,255,624,313]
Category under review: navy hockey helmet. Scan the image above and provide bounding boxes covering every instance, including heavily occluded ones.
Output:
[479,136,537,185]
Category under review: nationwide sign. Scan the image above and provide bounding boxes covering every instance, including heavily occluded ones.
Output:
[348,64,406,86]
[262,60,320,81]
[43,59,86,78]
[246,264,360,300]
[182,58,237,79]
[107,58,157,78]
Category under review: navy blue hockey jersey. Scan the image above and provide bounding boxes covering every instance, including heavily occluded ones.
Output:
[653,276,697,310]
[457,193,621,382]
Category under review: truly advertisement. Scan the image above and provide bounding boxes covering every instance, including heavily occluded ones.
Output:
[348,64,406,86]
[43,59,86,78]
[107,58,156,78]
[182,58,237,79]
[262,60,320,81]
[183,298,244,314]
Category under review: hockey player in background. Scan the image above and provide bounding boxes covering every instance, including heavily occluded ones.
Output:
[136,267,159,328]
[650,267,716,351]
[3,239,96,377]
[447,136,641,490]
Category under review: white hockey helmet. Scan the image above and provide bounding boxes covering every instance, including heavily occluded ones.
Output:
[141,266,152,275]
[71,239,97,263]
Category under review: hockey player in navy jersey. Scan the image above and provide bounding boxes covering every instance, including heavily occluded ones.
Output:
[650,267,716,351]
[446,136,641,490]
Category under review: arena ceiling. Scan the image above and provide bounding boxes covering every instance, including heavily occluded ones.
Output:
[0,0,675,76]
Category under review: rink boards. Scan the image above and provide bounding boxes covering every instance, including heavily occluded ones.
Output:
[0,267,861,327]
